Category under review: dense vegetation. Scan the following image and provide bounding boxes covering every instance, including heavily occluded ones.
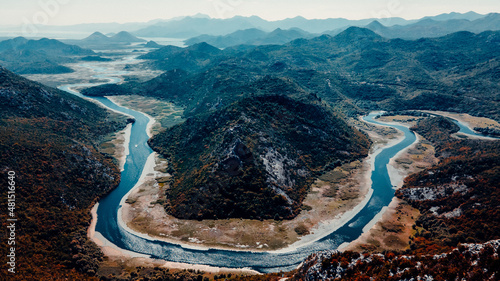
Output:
[295,241,500,280]
[149,94,370,220]
[0,65,126,279]
[397,117,500,252]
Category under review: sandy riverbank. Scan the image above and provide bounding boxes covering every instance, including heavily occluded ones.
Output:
[88,203,259,274]
[116,124,131,171]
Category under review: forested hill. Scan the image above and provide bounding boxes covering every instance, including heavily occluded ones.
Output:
[84,28,500,121]
[293,116,500,280]
[0,65,126,280]
[149,94,370,220]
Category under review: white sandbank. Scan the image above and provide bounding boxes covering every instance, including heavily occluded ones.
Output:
[89,204,259,274]
[117,123,132,172]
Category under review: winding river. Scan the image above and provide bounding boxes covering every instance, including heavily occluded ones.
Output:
[57,55,490,273]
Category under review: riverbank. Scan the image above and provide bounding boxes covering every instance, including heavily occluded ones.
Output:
[344,114,439,253]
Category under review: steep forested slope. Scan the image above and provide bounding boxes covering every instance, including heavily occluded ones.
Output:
[0,65,125,280]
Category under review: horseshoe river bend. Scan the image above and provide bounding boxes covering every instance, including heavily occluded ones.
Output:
[51,54,482,273]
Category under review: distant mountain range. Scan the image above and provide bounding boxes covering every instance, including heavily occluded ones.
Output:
[83,31,145,43]
[183,13,500,48]
[0,37,94,74]
[132,11,495,39]
[185,27,315,48]
[86,27,500,121]
[361,13,500,39]
[0,11,493,41]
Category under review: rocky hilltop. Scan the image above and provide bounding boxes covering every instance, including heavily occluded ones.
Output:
[149,95,370,220]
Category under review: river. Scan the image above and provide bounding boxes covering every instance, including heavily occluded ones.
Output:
[57,56,485,273]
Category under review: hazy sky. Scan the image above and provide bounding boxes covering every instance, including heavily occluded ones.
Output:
[1,0,499,26]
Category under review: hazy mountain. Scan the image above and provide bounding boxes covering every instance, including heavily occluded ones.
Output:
[143,40,163,48]
[110,31,145,43]
[0,11,487,40]
[132,14,391,37]
[0,37,95,74]
[364,12,500,39]
[80,31,109,43]
[133,15,268,38]
[185,27,314,48]
[132,12,488,38]
[185,28,267,47]
[75,31,145,47]
[137,42,223,72]
[0,37,94,56]
[0,36,29,51]
[422,11,484,21]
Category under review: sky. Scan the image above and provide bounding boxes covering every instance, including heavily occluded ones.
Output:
[0,0,499,26]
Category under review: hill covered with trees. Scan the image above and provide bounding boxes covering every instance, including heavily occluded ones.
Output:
[149,94,370,220]
[0,37,95,74]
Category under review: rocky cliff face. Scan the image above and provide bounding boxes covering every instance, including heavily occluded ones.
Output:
[149,95,370,220]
